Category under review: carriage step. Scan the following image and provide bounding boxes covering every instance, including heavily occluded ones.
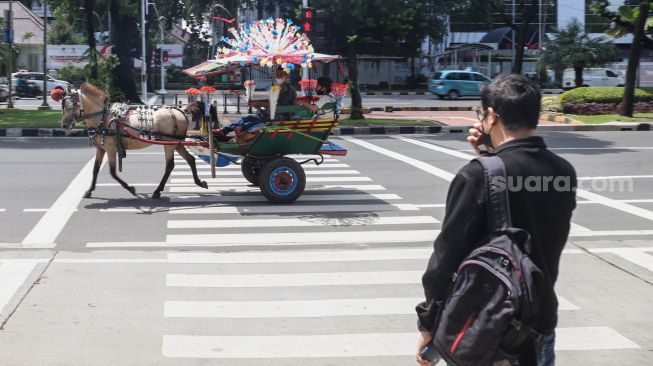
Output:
[319,143,348,156]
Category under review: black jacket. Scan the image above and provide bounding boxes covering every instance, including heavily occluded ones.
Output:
[417,136,577,335]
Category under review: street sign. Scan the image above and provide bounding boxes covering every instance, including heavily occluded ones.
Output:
[2,28,13,43]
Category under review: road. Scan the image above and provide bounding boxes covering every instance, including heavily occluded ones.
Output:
[0,131,652,365]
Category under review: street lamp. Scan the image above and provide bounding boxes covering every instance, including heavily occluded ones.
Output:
[157,15,167,102]
[78,8,104,45]
[39,1,50,110]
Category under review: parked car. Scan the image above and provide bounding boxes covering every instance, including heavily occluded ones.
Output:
[429,70,492,99]
[562,68,625,90]
[11,72,70,93]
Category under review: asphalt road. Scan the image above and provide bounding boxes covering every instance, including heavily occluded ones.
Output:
[0,131,652,365]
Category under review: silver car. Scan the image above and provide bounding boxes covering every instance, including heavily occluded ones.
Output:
[11,72,70,93]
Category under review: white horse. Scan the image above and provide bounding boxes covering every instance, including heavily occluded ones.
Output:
[60,83,208,199]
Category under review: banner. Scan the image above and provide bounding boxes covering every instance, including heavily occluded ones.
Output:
[47,45,114,69]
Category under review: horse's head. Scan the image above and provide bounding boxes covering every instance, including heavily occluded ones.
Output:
[60,83,109,130]
[59,86,80,130]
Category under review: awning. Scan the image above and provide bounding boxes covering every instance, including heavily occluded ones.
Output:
[182,60,241,79]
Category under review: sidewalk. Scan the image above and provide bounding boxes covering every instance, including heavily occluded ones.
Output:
[367,110,562,126]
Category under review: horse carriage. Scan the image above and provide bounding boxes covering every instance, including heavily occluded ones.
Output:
[57,18,348,204]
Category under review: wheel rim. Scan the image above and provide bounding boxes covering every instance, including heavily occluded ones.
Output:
[269,166,298,196]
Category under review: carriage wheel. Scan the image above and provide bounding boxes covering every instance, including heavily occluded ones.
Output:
[258,157,305,204]
[241,157,261,186]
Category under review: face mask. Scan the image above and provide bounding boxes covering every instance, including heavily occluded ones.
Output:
[276,77,287,85]
[480,122,494,149]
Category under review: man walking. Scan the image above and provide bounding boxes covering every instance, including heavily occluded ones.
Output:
[416,74,577,366]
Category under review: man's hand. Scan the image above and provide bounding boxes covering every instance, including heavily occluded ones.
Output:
[467,121,484,155]
[416,330,433,366]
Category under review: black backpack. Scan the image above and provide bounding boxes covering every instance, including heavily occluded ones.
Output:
[432,156,545,366]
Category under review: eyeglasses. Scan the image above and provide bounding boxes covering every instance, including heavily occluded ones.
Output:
[476,109,500,123]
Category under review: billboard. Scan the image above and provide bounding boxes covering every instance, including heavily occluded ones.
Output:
[47,45,114,69]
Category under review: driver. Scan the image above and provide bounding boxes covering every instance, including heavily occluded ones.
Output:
[249,68,297,120]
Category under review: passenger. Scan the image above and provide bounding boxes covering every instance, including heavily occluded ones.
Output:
[249,68,297,120]
[297,76,334,116]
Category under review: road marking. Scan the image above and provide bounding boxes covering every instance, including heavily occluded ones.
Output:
[569,230,653,237]
[176,162,349,170]
[554,326,640,350]
[391,136,477,160]
[21,157,101,247]
[54,258,168,264]
[166,248,433,264]
[0,260,39,314]
[0,209,5,212]
[390,137,653,223]
[165,230,439,247]
[589,247,653,271]
[169,193,403,203]
[168,216,439,229]
[170,176,372,184]
[570,222,591,232]
[575,189,653,222]
[165,298,423,318]
[557,296,580,310]
[459,147,653,152]
[86,241,167,248]
[161,327,639,358]
[167,270,423,288]
[578,175,653,180]
[341,137,456,181]
[415,204,447,208]
[167,204,405,215]
[169,184,387,193]
[171,169,362,176]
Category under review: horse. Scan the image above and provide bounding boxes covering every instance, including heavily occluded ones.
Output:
[60,83,208,199]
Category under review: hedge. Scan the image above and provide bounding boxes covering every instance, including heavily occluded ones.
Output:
[560,87,653,105]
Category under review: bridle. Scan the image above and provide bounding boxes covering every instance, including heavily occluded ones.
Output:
[62,89,108,124]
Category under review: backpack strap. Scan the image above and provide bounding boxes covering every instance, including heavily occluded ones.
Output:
[475,156,512,231]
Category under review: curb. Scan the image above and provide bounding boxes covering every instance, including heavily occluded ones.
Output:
[539,112,583,125]
[362,90,561,96]
[376,106,475,112]
[2,123,650,138]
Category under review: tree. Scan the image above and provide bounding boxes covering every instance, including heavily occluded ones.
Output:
[312,0,455,119]
[593,0,652,116]
[461,0,541,74]
[48,9,85,45]
[540,19,618,87]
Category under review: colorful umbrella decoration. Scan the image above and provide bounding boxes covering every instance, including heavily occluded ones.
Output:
[216,18,315,73]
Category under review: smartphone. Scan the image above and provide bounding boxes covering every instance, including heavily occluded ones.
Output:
[419,344,440,362]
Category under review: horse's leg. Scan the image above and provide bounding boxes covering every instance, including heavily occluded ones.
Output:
[152,145,176,199]
[106,148,136,196]
[175,144,208,189]
[84,147,106,198]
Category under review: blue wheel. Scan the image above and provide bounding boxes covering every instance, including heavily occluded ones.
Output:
[259,157,306,204]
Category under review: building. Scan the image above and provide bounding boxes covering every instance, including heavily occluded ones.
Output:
[432,0,641,77]
[0,1,50,73]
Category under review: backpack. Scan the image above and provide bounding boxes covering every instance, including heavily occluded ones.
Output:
[432,156,545,366]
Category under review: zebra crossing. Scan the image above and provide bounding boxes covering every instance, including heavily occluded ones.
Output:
[151,153,643,363]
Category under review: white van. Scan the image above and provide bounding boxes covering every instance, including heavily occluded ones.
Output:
[562,68,624,89]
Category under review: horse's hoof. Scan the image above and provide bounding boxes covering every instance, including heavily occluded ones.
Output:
[199,181,208,189]
[152,191,161,199]
[128,186,137,196]
[83,191,92,198]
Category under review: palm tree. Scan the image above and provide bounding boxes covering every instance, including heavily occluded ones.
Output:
[541,19,619,87]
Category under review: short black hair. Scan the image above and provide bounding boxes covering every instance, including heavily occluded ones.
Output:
[317,76,333,94]
[481,74,541,131]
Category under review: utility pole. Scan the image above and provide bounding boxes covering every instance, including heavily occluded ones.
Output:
[141,0,147,104]
[511,0,516,68]
[158,16,166,103]
[39,0,50,110]
[7,0,14,108]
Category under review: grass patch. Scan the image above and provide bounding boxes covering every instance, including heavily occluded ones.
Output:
[0,109,62,128]
[341,118,437,126]
[568,113,653,124]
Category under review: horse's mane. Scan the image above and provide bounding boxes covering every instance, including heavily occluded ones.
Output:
[184,100,204,120]
[80,82,108,100]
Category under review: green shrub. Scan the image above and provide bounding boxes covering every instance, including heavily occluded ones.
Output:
[57,62,86,85]
[560,87,653,105]
[541,96,561,112]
